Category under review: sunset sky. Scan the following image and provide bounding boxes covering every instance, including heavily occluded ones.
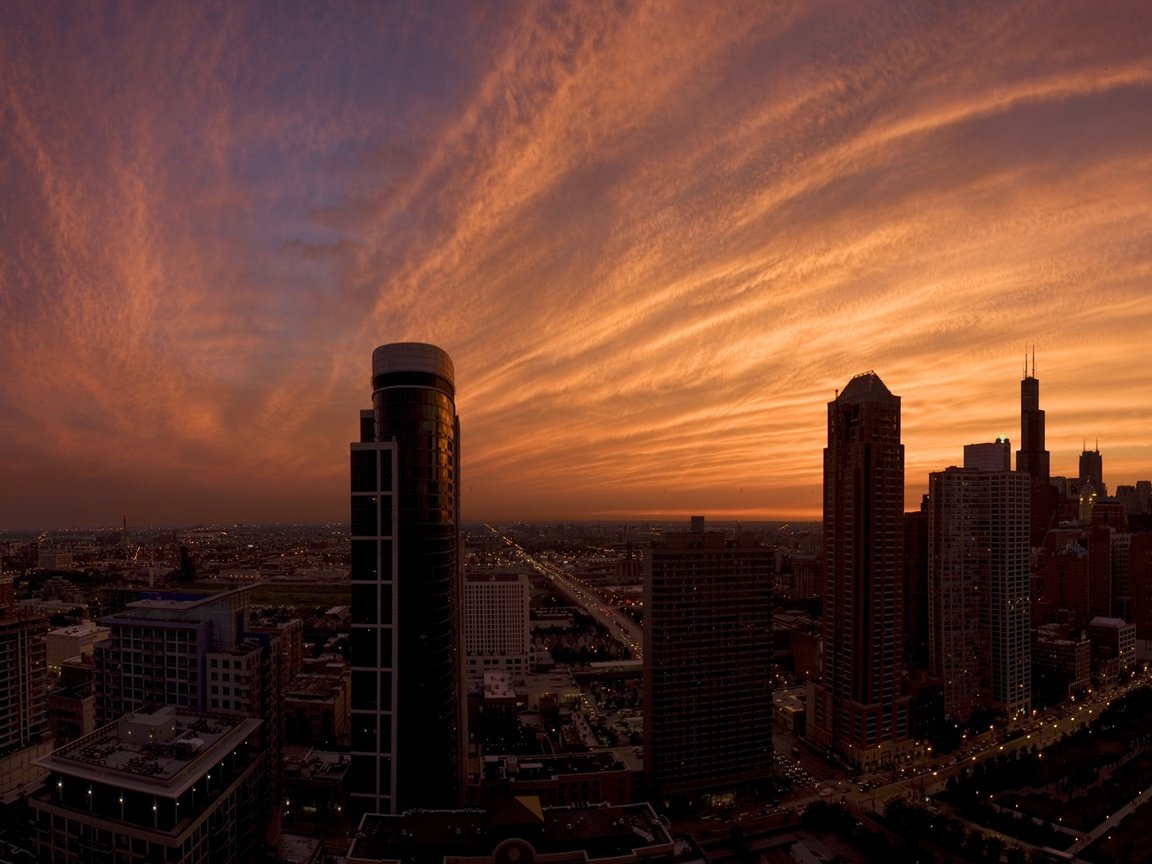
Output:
[3,1,1151,529]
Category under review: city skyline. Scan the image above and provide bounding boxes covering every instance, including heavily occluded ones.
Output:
[4,1,1152,529]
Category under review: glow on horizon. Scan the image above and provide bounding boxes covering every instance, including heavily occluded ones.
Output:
[1,1,1150,528]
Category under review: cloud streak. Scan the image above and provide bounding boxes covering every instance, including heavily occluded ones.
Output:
[1,0,1150,527]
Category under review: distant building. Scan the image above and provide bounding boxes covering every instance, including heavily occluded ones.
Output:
[283,672,350,748]
[1038,544,1091,626]
[1016,358,1056,545]
[643,522,774,806]
[249,617,305,680]
[46,622,110,675]
[809,372,912,770]
[31,706,266,864]
[963,436,1011,472]
[464,573,531,678]
[1086,616,1136,684]
[281,746,350,839]
[47,656,96,747]
[1016,358,1050,486]
[36,551,74,571]
[1032,624,1091,703]
[779,552,822,600]
[1080,445,1105,497]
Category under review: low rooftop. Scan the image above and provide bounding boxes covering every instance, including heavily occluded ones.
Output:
[37,705,261,798]
[348,800,671,864]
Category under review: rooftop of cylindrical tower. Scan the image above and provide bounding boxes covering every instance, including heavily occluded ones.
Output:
[371,342,454,383]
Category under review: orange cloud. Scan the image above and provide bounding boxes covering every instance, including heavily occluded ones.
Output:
[1,1,1150,527]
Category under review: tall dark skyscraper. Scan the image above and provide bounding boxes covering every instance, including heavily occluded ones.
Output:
[1079,444,1105,496]
[1016,354,1050,485]
[809,372,911,771]
[349,343,462,817]
[1016,355,1056,545]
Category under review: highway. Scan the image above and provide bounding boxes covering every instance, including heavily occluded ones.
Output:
[487,525,643,660]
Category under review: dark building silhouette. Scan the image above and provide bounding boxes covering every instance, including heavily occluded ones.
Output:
[1128,533,1152,643]
[927,460,1030,724]
[903,505,929,672]
[1016,355,1049,485]
[643,521,774,807]
[349,342,463,817]
[809,372,911,771]
[1080,445,1105,496]
[1016,355,1057,546]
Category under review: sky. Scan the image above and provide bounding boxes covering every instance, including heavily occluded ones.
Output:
[2,1,1151,529]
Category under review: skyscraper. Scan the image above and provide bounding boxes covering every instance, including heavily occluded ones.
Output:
[1016,355,1055,546]
[1016,354,1049,485]
[1079,444,1105,496]
[643,521,774,807]
[349,342,462,818]
[809,372,911,771]
[928,458,1030,724]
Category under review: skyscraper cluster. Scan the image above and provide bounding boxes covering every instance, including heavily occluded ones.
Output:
[10,339,1152,862]
[809,359,1152,770]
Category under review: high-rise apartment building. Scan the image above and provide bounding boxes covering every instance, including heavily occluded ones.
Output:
[0,577,48,754]
[928,459,1030,724]
[94,586,262,725]
[349,343,462,818]
[809,372,911,771]
[464,573,531,678]
[92,585,283,839]
[643,522,773,806]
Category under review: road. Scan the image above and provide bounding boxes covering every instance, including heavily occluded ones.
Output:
[487,525,644,660]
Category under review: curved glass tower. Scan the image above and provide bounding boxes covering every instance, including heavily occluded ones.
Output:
[349,343,462,817]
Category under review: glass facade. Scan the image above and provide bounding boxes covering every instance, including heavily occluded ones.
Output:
[349,343,461,818]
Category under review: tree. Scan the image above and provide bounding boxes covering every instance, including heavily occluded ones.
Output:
[963,828,986,859]
[984,835,1005,862]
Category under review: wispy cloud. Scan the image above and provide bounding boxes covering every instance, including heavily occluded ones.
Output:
[1,0,1150,527]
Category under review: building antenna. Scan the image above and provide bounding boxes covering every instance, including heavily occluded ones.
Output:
[1031,345,1035,378]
